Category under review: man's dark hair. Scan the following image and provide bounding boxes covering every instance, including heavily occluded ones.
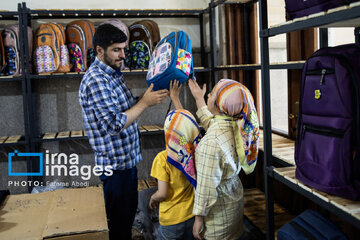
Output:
[93,24,127,51]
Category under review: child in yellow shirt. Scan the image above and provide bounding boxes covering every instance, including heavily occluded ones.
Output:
[149,80,200,240]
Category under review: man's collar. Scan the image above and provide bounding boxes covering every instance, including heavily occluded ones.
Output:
[94,57,122,77]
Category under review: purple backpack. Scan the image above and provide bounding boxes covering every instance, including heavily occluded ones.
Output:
[295,44,360,200]
[285,0,358,20]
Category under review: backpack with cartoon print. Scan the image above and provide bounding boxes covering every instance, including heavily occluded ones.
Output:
[33,23,71,74]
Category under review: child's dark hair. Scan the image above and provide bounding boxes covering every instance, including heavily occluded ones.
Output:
[93,24,127,51]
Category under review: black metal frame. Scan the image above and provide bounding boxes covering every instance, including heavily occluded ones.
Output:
[0,6,29,149]
[259,0,360,239]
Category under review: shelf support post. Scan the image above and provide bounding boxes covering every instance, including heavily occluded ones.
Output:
[259,0,275,239]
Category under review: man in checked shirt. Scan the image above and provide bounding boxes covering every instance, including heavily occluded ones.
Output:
[79,24,169,240]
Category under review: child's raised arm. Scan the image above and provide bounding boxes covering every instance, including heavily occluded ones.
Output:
[188,78,206,109]
[169,80,183,110]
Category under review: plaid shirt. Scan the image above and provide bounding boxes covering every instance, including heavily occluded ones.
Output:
[79,57,141,171]
[193,106,244,240]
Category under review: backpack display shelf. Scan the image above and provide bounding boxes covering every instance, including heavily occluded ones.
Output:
[259,0,360,239]
[2,4,211,188]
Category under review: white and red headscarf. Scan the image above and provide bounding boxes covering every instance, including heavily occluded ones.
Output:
[213,79,259,174]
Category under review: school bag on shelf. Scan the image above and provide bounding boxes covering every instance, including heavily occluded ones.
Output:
[2,25,32,76]
[295,43,360,200]
[146,31,194,91]
[127,20,160,70]
[277,209,348,240]
[66,20,95,72]
[33,23,71,74]
[285,0,360,20]
[100,19,129,70]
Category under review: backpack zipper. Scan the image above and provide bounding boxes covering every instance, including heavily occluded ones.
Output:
[306,68,335,85]
[302,124,345,140]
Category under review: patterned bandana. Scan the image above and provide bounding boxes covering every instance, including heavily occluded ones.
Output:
[164,109,201,187]
[214,79,259,174]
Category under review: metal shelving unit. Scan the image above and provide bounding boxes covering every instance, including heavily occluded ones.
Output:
[0,6,30,150]
[16,2,212,166]
[259,1,360,239]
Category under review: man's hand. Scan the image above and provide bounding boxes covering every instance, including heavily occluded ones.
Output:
[193,215,205,240]
[140,83,169,107]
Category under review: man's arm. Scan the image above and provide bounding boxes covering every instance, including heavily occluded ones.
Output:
[86,78,168,134]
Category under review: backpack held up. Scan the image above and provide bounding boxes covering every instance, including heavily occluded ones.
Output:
[295,43,360,200]
[146,31,194,91]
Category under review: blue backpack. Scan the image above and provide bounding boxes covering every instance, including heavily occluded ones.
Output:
[146,31,194,91]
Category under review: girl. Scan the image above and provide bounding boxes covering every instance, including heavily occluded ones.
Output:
[149,80,200,240]
[189,78,259,240]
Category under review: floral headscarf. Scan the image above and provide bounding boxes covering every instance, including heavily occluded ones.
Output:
[164,109,201,187]
[214,79,259,174]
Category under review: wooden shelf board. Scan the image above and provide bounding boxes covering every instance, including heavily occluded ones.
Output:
[274,166,360,221]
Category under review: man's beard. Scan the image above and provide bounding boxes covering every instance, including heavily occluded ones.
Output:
[104,52,123,70]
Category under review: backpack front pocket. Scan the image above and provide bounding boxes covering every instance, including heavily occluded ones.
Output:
[57,44,71,72]
[176,48,192,76]
[68,43,84,72]
[146,42,172,80]
[129,41,150,70]
[297,123,351,187]
[5,47,18,76]
[34,46,56,74]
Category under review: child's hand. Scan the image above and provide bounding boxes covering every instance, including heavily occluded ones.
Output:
[188,78,206,101]
[169,80,183,109]
[169,80,182,101]
[149,195,159,209]
[188,78,206,109]
[193,215,205,240]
